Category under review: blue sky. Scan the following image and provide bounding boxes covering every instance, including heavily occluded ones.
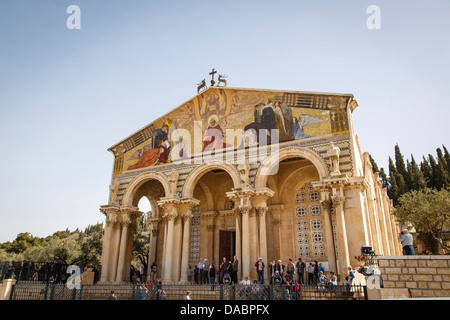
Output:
[0,0,449,243]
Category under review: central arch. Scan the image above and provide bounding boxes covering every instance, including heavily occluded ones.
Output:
[182,161,241,199]
[254,146,328,189]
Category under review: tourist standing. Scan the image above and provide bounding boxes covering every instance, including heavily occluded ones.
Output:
[269,261,276,284]
[220,257,230,284]
[231,256,239,284]
[345,266,355,293]
[187,264,193,284]
[194,265,199,284]
[209,263,217,291]
[398,229,415,255]
[296,258,305,285]
[203,259,210,285]
[307,263,314,285]
[255,258,265,284]
[286,259,295,283]
[313,260,320,284]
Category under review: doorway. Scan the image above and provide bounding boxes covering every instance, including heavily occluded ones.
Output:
[219,230,236,262]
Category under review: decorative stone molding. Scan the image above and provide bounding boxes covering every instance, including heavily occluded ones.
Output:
[320,199,332,210]
[331,195,345,207]
[256,206,269,217]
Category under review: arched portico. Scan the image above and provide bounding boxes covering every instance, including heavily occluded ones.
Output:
[122,171,171,207]
[182,161,241,199]
[254,147,328,189]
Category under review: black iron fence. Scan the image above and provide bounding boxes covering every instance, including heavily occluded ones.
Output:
[0,261,101,284]
[9,283,367,300]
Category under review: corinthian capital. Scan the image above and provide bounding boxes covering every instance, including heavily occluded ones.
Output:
[331,195,345,207]
[320,200,332,210]
[256,206,269,217]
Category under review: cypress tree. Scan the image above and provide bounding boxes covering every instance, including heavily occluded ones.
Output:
[436,148,449,188]
[394,144,410,191]
[379,167,389,189]
[443,145,450,172]
[428,154,442,190]
[408,155,427,191]
[388,157,400,204]
[420,156,433,188]
[369,154,380,172]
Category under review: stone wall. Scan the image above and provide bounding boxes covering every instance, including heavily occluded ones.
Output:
[378,255,450,298]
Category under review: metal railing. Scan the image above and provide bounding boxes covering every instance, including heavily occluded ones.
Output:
[9,283,367,300]
[0,261,101,284]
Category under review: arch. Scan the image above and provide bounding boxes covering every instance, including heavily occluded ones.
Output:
[279,164,319,199]
[122,171,170,207]
[182,161,241,198]
[254,147,328,189]
[196,181,214,211]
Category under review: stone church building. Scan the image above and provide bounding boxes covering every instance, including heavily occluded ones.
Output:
[98,86,401,284]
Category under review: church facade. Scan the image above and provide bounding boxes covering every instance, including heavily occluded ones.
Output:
[99,86,401,284]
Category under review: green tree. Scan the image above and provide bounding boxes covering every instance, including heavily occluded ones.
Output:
[429,154,443,190]
[407,155,427,191]
[395,144,409,188]
[443,145,450,173]
[436,148,449,189]
[420,156,433,188]
[394,188,450,253]
[379,167,389,189]
[3,232,45,254]
[77,229,103,266]
[388,157,400,203]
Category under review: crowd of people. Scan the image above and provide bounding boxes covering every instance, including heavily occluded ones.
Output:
[132,257,356,294]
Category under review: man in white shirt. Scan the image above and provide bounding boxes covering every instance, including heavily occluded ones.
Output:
[398,229,415,255]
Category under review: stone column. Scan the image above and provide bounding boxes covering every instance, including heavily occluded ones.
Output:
[99,205,119,283]
[226,186,255,280]
[332,193,350,281]
[204,211,218,261]
[320,199,337,274]
[269,204,284,260]
[241,205,251,279]
[375,181,389,255]
[158,196,181,284]
[382,188,395,255]
[148,217,160,274]
[124,217,136,282]
[366,187,382,255]
[252,187,274,284]
[179,199,199,284]
[108,218,122,282]
[163,211,176,283]
[234,206,242,281]
[116,212,131,282]
[180,212,192,283]
[256,207,269,283]
[157,199,179,283]
[172,214,183,282]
